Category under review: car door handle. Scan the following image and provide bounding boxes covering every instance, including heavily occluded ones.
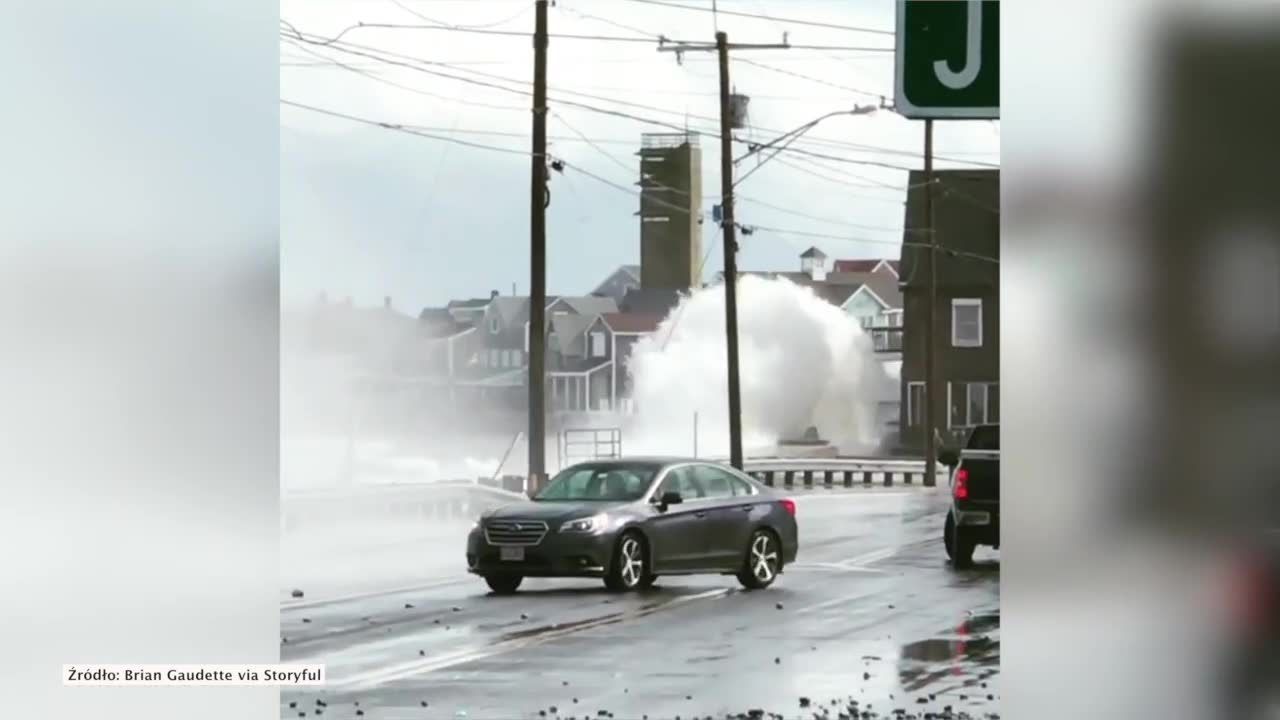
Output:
[739,505,754,512]
[694,511,707,519]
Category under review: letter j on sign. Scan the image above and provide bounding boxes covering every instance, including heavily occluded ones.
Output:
[895,0,1000,119]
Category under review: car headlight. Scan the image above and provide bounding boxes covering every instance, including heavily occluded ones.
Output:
[559,513,607,533]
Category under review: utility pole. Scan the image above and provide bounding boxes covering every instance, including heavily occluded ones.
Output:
[657,33,787,470]
[527,0,549,490]
[922,118,937,487]
[715,31,745,470]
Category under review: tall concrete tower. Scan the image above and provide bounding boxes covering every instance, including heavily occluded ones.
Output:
[636,132,703,290]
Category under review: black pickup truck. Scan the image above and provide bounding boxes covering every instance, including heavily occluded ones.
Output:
[939,423,999,568]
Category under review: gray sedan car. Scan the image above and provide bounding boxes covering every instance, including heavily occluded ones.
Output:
[466,457,799,594]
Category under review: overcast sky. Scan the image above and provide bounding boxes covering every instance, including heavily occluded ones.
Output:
[280,0,1000,312]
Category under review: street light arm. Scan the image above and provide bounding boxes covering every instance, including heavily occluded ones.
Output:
[732,105,876,188]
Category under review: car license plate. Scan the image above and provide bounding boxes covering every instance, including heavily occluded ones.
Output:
[500,547,525,562]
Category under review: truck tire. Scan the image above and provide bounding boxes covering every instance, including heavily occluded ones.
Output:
[945,511,975,569]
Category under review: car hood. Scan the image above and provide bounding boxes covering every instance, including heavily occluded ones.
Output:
[483,501,630,523]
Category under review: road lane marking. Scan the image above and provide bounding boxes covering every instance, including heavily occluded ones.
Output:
[845,546,899,566]
[793,588,886,614]
[332,588,730,691]
[281,577,472,612]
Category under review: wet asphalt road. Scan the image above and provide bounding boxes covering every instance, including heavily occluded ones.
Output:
[280,487,1000,720]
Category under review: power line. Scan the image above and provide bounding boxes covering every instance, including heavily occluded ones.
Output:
[735,195,903,233]
[285,18,893,51]
[280,98,535,156]
[614,0,895,37]
[736,57,887,101]
[385,0,534,29]
[281,37,532,113]
[556,3,666,40]
[282,27,995,171]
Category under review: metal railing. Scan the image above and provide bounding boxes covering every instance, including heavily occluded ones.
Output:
[741,456,929,488]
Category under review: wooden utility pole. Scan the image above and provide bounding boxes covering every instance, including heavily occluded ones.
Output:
[922,118,938,487]
[715,31,745,470]
[657,33,787,470]
[527,0,549,489]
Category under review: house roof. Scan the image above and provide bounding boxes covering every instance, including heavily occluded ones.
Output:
[446,297,492,310]
[621,264,641,280]
[800,246,827,259]
[417,307,471,337]
[832,259,881,273]
[601,312,664,334]
[550,313,597,357]
[554,295,619,316]
[619,287,681,315]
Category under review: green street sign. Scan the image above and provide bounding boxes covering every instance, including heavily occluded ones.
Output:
[895,0,999,119]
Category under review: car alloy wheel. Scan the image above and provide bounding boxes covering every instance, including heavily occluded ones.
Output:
[605,531,647,592]
[619,536,644,587]
[738,530,780,590]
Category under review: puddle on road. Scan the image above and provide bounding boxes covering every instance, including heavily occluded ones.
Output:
[897,611,1001,695]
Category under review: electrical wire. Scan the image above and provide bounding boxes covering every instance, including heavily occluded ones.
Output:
[281,99,537,156]
[614,0,895,36]
[281,26,996,170]
[386,0,534,29]
[281,37,531,113]
[736,57,887,101]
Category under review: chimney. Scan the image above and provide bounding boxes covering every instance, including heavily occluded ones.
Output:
[491,289,500,299]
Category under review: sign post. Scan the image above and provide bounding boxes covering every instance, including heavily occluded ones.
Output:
[895,0,1000,120]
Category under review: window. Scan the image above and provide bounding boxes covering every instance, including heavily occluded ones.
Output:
[590,331,606,357]
[657,466,705,500]
[535,463,657,502]
[488,315,500,334]
[488,349,500,368]
[948,382,999,428]
[691,465,737,499]
[951,299,983,347]
[907,382,925,427]
[728,474,757,497]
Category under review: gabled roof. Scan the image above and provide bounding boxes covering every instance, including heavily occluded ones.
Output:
[621,264,641,280]
[549,313,597,357]
[619,287,681,315]
[446,297,492,310]
[831,258,901,278]
[800,246,828,259]
[601,312,664,334]
[555,295,619,316]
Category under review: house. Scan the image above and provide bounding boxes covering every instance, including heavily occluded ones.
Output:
[833,258,901,277]
[832,262,905,353]
[591,264,642,304]
[722,249,905,352]
[446,292,497,326]
[619,286,682,316]
[898,169,1000,452]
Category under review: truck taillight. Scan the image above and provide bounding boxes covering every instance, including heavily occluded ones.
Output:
[954,467,969,500]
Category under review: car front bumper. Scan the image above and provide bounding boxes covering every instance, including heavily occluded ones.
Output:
[466,527,618,578]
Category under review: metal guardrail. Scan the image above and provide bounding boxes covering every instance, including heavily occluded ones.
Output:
[740,457,929,488]
[281,457,934,533]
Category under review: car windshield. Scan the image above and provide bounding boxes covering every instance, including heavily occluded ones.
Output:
[533,463,658,502]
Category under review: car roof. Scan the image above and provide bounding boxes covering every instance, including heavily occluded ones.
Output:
[565,456,725,469]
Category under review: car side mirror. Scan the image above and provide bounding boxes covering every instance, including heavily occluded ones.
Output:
[656,490,683,508]
[938,448,959,468]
